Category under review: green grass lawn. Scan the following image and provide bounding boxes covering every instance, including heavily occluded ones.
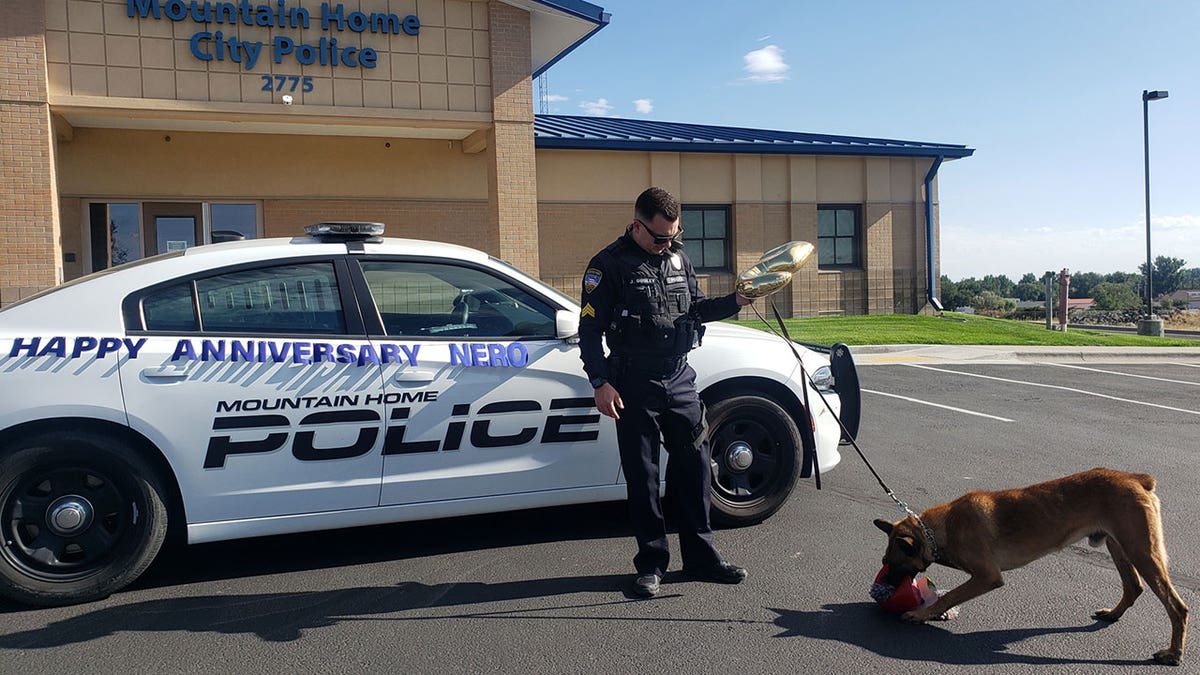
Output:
[729,312,1199,347]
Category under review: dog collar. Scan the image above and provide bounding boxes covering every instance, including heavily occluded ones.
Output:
[915,515,941,563]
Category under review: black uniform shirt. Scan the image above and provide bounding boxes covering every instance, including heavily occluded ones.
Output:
[579,233,741,385]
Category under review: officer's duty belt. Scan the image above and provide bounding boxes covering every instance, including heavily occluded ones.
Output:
[610,354,687,378]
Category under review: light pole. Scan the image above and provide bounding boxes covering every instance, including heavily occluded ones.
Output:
[1139,89,1168,337]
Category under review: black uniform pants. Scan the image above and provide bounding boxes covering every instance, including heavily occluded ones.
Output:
[613,363,723,576]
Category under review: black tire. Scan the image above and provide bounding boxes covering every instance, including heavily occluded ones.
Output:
[0,430,169,606]
[706,395,801,527]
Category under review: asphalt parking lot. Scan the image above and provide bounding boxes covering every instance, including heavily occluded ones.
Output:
[2,353,1198,674]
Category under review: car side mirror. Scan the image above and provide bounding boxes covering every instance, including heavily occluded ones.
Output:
[556,309,580,342]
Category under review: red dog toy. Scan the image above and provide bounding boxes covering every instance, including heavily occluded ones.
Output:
[869,564,956,618]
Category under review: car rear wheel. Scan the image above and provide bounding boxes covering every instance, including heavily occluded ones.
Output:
[0,431,169,606]
[706,395,801,527]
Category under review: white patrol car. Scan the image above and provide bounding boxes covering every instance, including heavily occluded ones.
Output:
[0,222,860,606]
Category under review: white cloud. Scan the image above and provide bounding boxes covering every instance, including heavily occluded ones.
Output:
[1155,214,1200,231]
[546,94,568,103]
[633,98,654,114]
[757,35,772,42]
[940,213,1200,281]
[579,98,613,116]
[743,45,789,83]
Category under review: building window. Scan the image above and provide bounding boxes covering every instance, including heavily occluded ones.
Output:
[85,201,261,273]
[681,206,729,271]
[817,205,861,269]
[210,203,259,243]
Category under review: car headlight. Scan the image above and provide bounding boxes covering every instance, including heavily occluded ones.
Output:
[810,365,835,392]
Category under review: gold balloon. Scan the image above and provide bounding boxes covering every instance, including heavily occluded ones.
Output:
[736,271,793,298]
[757,241,815,275]
[736,241,814,298]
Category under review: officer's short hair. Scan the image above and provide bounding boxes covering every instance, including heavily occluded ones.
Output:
[635,187,679,223]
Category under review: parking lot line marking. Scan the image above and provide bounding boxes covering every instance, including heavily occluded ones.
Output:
[906,364,1200,416]
[1174,363,1200,369]
[1045,362,1200,386]
[862,388,1015,421]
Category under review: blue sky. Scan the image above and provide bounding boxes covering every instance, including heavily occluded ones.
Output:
[538,0,1199,282]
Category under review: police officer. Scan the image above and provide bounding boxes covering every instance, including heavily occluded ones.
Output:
[579,187,754,598]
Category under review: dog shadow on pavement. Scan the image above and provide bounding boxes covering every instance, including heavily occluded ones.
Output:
[769,602,1153,667]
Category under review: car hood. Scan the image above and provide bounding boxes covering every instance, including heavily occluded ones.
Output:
[697,320,834,373]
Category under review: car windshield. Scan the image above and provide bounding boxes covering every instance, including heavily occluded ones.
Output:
[487,256,578,310]
[0,250,186,314]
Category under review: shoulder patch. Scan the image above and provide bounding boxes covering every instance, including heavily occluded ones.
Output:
[583,267,602,294]
[580,303,595,318]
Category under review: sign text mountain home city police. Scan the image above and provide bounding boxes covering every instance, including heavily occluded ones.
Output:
[127,0,420,70]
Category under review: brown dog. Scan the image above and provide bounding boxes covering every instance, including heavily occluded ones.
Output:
[874,468,1189,666]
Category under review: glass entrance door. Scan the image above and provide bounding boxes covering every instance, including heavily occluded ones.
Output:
[142,202,203,256]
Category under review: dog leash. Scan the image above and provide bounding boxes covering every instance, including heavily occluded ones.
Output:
[756,300,941,562]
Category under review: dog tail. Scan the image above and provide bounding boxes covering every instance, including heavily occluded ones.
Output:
[1087,533,1107,547]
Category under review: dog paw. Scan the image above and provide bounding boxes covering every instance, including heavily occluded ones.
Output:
[1152,649,1181,666]
[900,610,930,624]
[931,607,959,621]
[1092,608,1122,622]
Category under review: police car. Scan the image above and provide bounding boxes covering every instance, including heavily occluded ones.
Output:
[0,222,859,606]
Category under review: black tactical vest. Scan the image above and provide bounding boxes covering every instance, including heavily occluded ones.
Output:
[607,239,698,358]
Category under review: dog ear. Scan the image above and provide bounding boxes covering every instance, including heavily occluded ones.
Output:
[897,536,919,557]
[873,519,894,534]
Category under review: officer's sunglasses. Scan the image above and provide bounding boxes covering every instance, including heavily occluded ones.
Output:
[634,219,683,245]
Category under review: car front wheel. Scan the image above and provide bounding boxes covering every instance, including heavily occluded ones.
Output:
[706,395,801,527]
[0,431,169,606]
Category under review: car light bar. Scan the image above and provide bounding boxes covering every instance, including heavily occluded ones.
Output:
[304,222,386,238]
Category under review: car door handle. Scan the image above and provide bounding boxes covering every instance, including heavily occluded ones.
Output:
[393,368,438,383]
[141,365,190,379]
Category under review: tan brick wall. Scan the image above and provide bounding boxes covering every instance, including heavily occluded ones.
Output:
[263,198,487,245]
[890,204,923,313]
[483,1,537,274]
[1,0,62,306]
[43,0,492,112]
[864,203,894,314]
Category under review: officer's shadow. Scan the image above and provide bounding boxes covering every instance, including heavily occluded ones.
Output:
[0,576,660,648]
[770,602,1150,667]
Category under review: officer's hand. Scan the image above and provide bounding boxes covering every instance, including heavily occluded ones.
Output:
[735,293,755,306]
[594,383,623,420]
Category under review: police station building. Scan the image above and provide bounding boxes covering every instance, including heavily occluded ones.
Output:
[1,0,973,316]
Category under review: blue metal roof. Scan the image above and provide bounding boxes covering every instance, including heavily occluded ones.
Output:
[534,115,974,159]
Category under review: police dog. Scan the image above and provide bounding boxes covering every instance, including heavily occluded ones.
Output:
[874,468,1189,666]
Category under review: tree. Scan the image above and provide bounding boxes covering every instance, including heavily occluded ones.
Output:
[1138,256,1188,297]
[1011,274,1043,301]
[940,275,972,309]
[971,290,1014,313]
[980,274,1015,298]
[1181,267,1200,290]
[1069,271,1102,298]
[956,277,984,302]
[1091,281,1142,311]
